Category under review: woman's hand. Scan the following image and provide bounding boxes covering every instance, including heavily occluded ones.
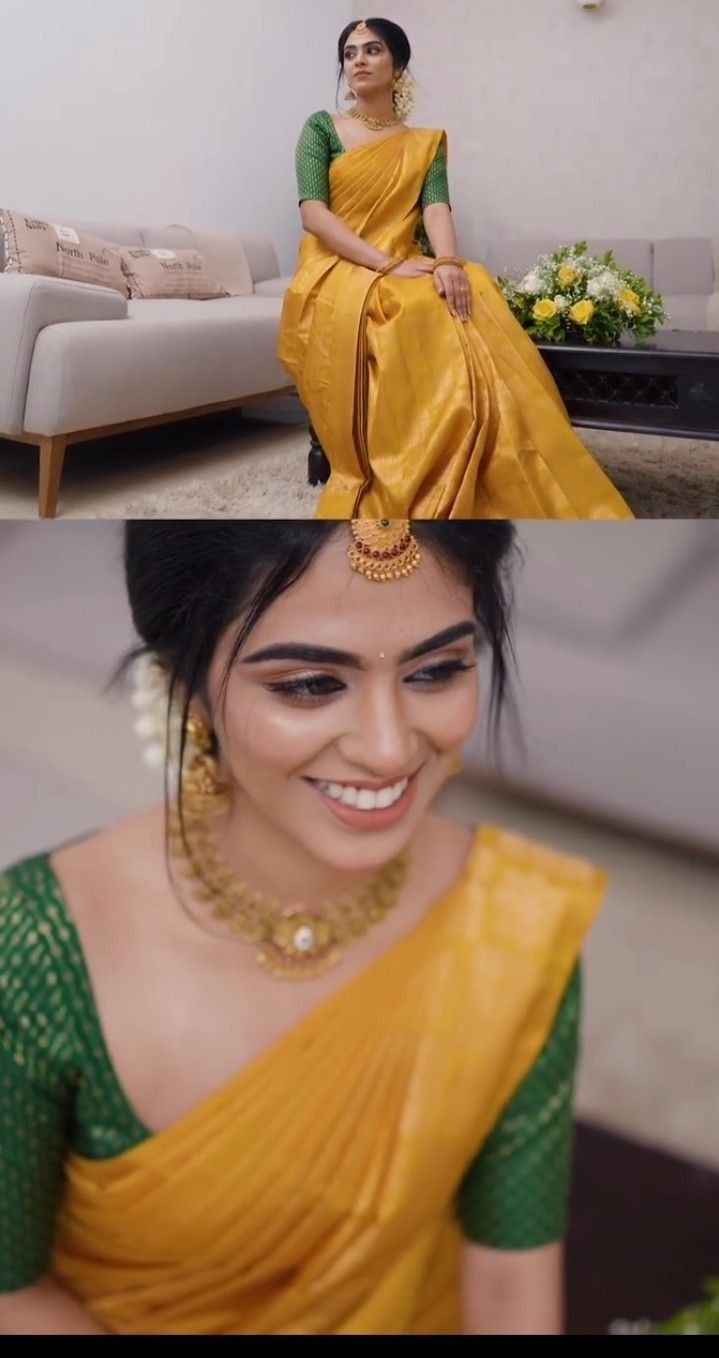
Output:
[434,264,473,322]
[388,258,436,279]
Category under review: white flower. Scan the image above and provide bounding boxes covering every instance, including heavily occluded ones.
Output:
[131,654,173,769]
[553,295,569,312]
[519,271,543,295]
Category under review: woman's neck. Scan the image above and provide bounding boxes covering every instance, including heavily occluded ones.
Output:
[206,794,390,908]
[353,90,397,121]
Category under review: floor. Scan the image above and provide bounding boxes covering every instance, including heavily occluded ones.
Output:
[1,399,718,519]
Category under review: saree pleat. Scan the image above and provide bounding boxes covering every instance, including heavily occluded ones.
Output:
[52,826,606,1334]
[278,129,633,520]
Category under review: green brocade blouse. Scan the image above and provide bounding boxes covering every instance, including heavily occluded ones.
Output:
[0,855,581,1292]
[296,111,451,257]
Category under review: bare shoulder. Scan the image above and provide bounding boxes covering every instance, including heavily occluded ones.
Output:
[51,806,166,929]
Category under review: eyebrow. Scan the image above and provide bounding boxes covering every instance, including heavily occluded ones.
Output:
[241,623,478,670]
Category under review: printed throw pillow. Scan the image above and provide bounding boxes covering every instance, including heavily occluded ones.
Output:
[0,210,126,295]
[120,247,230,300]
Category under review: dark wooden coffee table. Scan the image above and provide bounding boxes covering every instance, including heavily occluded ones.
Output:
[305,331,719,481]
[537,331,719,441]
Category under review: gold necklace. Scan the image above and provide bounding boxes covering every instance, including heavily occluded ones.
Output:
[170,812,409,981]
[347,108,404,131]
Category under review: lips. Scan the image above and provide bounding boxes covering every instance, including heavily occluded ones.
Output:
[314,777,409,811]
[305,769,422,832]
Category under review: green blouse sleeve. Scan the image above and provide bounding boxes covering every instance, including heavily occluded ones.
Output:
[421,144,451,210]
[296,112,333,206]
[456,964,582,1250]
[0,859,77,1292]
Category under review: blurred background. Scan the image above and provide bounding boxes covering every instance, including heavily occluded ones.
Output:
[0,520,717,1334]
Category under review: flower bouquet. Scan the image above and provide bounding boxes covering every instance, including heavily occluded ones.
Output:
[499,241,667,345]
[608,1279,719,1336]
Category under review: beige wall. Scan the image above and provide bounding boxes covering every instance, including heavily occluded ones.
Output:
[0,0,349,272]
[351,0,719,251]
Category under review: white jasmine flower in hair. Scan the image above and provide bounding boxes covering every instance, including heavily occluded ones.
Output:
[130,653,172,768]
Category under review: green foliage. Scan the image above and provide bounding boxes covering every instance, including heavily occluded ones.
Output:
[652,1278,719,1335]
[498,240,667,347]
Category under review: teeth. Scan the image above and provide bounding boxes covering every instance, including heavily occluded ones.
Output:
[315,778,409,811]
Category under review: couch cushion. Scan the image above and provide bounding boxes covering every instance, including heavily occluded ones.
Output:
[661,294,709,331]
[186,228,254,297]
[120,248,229,300]
[61,221,144,248]
[23,295,290,435]
[127,295,280,320]
[483,238,559,279]
[586,239,653,282]
[654,239,715,296]
[0,210,126,294]
[238,233,282,286]
[254,276,291,298]
[484,237,655,284]
[139,225,197,251]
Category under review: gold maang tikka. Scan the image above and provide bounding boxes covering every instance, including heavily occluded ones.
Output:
[348,519,421,582]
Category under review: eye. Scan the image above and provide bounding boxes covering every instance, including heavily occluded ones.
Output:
[265,674,346,703]
[406,659,477,686]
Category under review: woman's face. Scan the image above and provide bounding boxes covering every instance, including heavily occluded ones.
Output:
[343,27,397,99]
[206,534,480,875]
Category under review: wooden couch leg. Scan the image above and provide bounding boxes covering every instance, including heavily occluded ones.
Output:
[38,436,68,518]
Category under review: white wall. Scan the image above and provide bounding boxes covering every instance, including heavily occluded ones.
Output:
[351,0,719,251]
[0,0,350,271]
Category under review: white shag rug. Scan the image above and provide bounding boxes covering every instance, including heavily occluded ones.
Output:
[110,425,719,520]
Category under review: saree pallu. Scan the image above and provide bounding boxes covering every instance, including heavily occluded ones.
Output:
[51,827,606,1335]
[278,129,633,520]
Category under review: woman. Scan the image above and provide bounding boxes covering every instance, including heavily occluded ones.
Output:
[0,520,606,1336]
[279,18,633,521]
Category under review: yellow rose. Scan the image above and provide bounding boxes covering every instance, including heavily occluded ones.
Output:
[619,287,642,314]
[533,298,558,321]
[569,300,595,326]
[558,264,581,287]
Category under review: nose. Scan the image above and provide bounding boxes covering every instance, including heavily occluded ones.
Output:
[340,681,420,779]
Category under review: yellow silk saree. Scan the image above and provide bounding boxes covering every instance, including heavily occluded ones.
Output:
[50,826,605,1335]
[278,128,633,521]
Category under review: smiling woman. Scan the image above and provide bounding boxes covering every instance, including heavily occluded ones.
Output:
[0,520,607,1337]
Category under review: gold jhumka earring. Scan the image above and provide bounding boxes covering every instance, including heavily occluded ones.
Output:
[179,713,231,822]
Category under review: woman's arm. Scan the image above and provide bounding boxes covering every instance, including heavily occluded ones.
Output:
[457,966,583,1335]
[0,1277,107,1335]
[299,200,394,271]
[423,201,460,260]
[423,203,472,321]
[461,1240,564,1335]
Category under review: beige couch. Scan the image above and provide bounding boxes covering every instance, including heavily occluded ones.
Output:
[2,221,717,517]
[0,220,293,516]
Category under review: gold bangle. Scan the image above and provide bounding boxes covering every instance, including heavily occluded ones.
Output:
[432,255,466,272]
[376,257,402,278]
